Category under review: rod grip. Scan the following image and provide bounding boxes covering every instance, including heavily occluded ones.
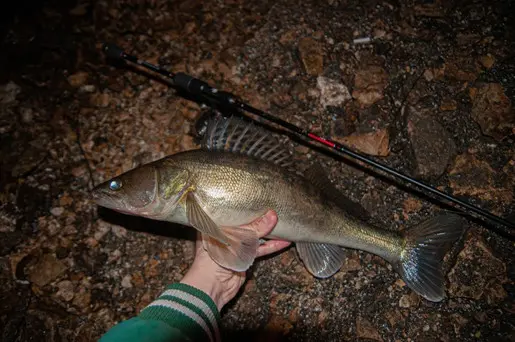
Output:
[102,43,125,60]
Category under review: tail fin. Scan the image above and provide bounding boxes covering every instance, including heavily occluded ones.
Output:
[395,214,466,302]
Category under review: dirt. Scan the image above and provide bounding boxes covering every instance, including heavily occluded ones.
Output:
[1,0,514,341]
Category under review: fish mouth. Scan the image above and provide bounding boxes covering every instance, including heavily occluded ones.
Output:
[90,190,131,213]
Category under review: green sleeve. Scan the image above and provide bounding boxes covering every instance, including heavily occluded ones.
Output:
[99,283,221,342]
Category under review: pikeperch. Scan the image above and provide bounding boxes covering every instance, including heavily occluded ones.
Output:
[92,115,465,302]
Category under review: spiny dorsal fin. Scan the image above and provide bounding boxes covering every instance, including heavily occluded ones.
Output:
[305,163,371,221]
[201,115,293,168]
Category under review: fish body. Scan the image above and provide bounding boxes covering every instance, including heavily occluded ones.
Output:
[92,115,465,302]
[153,150,401,260]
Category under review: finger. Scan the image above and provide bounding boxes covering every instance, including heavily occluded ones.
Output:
[256,239,292,257]
[240,210,278,238]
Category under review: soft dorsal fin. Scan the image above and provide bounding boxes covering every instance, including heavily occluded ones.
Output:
[201,115,292,167]
[305,163,371,221]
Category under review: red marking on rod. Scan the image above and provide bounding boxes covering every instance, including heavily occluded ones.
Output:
[308,133,336,148]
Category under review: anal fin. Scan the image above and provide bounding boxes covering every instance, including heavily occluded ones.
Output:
[296,242,346,278]
[202,226,259,272]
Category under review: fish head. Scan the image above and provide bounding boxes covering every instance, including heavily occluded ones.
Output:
[91,162,190,218]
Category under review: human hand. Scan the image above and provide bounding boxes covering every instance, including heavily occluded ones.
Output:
[180,210,291,310]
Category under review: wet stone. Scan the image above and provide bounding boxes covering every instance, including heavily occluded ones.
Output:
[469,83,514,141]
[332,128,390,156]
[352,65,388,107]
[407,105,457,179]
[448,153,512,204]
[67,72,89,88]
[448,235,507,301]
[56,280,75,301]
[28,254,68,287]
[356,317,383,341]
[316,76,351,108]
[298,37,324,76]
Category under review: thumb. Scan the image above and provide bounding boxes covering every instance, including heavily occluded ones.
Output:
[241,210,278,238]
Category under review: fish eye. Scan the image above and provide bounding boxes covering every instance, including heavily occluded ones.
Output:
[109,180,122,191]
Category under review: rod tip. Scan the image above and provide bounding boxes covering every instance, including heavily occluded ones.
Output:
[102,42,124,60]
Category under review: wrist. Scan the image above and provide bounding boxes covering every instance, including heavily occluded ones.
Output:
[180,265,226,310]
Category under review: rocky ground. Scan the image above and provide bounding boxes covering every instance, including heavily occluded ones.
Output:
[1,0,514,341]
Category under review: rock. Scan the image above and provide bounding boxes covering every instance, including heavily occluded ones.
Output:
[398,292,420,308]
[356,317,383,341]
[440,99,457,111]
[50,207,65,216]
[402,197,422,214]
[121,275,133,288]
[407,106,456,179]
[265,315,293,335]
[72,287,92,310]
[423,66,445,82]
[298,37,324,76]
[28,254,68,287]
[80,84,96,93]
[448,235,507,301]
[10,143,48,177]
[445,59,478,82]
[20,107,33,123]
[469,83,514,141]
[352,89,384,107]
[478,55,495,69]
[180,135,198,151]
[90,92,110,108]
[354,66,388,90]
[451,313,468,335]
[67,72,89,87]
[333,128,390,156]
[398,295,410,308]
[448,153,512,204]
[56,280,75,301]
[341,254,361,273]
[316,76,351,108]
[352,66,389,107]
[385,310,403,327]
[0,81,21,105]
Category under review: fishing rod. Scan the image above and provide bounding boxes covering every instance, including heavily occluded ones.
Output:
[101,42,514,237]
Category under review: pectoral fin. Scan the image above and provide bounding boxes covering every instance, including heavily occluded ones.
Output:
[186,192,230,245]
[296,242,347,278]
[202,226,259,272]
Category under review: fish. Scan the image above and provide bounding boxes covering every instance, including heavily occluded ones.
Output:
[92,114,465,302]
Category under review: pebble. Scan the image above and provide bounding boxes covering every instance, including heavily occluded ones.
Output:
[399,294,411,308]
[478,54,495,69]
[298,37,324,76]
[316,76,351,108]
[356,317,383,341]
[423,324,430,332]
[121,275,133,288]
[332,128,390,156]
[50,207,65,216]
[28,254,68,287]
[90,92,110,107]
[470,83,514,141]
[56,280,75,301]
[80,84,96,93]
[0,81,21,104]
[20,107,34,123]
[67,72,89,87]
[407,105,457,179]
